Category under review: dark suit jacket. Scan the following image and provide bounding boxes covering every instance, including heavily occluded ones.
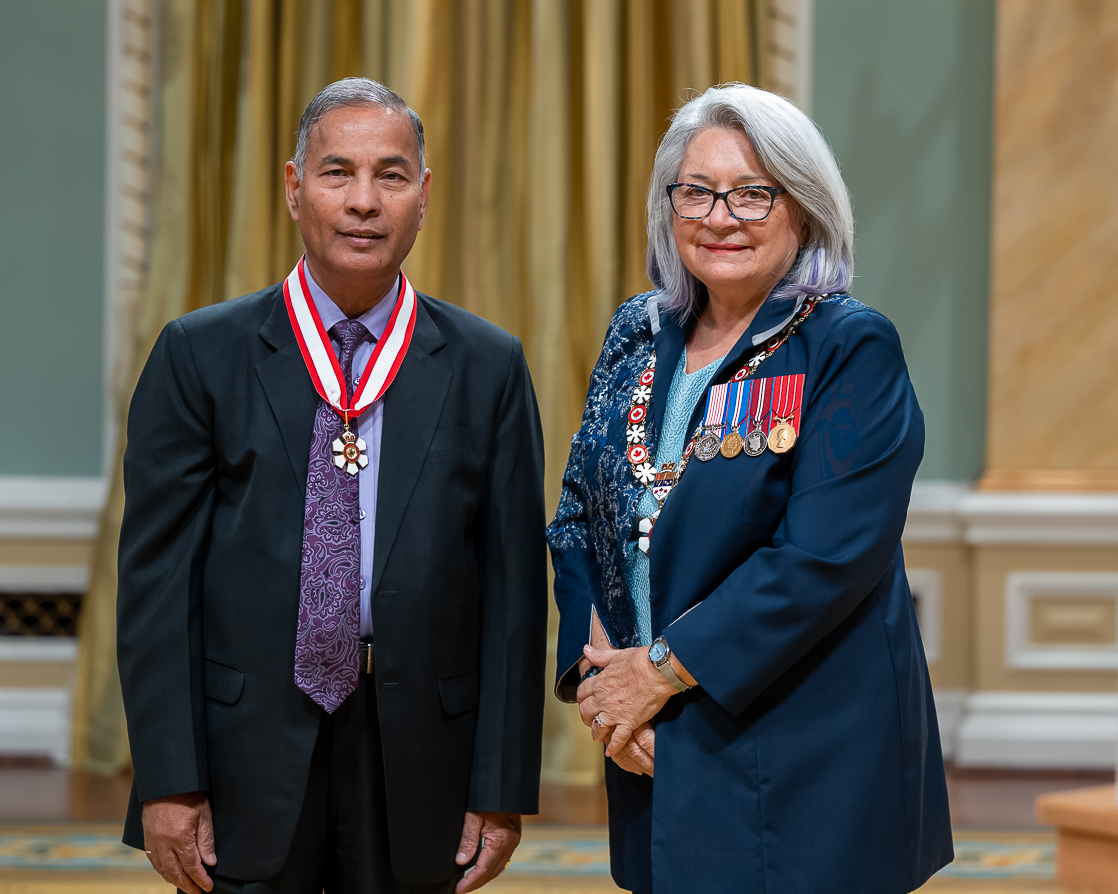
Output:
[547,291,952,894]
[117,282,548,884]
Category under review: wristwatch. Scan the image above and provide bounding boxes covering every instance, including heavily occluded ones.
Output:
[648,636,692,692]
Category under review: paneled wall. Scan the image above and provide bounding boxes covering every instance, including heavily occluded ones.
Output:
[0,4,108,758]
[0,2,106,477]
[812,0,995,482]
[817,0,1118,768]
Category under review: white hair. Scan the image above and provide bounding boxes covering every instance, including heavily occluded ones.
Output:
[293,77,425,177]
[647,83,854,319]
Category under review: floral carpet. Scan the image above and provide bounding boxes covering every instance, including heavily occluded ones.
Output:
[0,825,1074,893]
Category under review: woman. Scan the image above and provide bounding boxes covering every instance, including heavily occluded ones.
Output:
[547,83,953,894]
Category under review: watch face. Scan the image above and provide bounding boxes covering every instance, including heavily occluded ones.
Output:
[648,640,668,663]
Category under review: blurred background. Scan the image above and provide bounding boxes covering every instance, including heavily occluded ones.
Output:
[1,0,1117,891]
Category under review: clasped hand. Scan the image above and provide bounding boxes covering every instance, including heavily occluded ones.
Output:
[576,639,677,776]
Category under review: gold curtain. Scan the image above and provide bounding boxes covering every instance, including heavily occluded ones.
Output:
[73,0,762,783]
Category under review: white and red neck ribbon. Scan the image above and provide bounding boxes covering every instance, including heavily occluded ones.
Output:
[283,256,417,423]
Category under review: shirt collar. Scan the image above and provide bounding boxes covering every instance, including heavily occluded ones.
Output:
[304,264,401,342]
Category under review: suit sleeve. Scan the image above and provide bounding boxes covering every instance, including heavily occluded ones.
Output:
[117,320,217,802]
[466,338,549,814]
[665,310,925,717]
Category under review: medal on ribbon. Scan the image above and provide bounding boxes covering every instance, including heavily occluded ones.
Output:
[283,256,417,475]
[694,383,729,462]
[720,380,749,458]
[624,293,820,553]
[744,377,769,457]
[766,373,805,454]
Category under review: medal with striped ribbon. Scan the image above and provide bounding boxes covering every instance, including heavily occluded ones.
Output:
[694,383,729,461]
[283,256,417,474]
[719,379,749,458]
[767,374,805,454]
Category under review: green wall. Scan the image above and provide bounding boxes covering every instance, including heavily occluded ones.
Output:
[812,0,995,482]
[0,3,106,477]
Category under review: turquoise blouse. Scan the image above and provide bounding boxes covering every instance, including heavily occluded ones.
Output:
[624,349,724,644]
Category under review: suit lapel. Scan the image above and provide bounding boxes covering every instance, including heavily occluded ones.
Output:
[650,312,686,448]
[256,294,319,491]
[371,297,450,595]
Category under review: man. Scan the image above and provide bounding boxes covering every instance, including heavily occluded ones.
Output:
[117,78,547,894]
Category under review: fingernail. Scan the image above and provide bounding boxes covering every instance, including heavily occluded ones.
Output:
[457,852,466,862]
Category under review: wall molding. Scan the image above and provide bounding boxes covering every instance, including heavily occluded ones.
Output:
[1004,571,1118,671]
[0,476,107,540]
[906,481,1118,545]
[0,566,90,593]
[951,691,1118,769]
[933,688,968,761]
[907,568,943,664]
[0,638,78,662]
[0,688,71,765]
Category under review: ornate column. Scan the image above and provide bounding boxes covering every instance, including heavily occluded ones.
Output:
[982,0,1118,492]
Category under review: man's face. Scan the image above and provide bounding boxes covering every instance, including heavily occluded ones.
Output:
[284,104,429,288]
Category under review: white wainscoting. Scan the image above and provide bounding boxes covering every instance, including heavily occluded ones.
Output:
[0,688,72,765]
[907,568,943,665]
[950,691,1118,769]
[933,689,968,761]
[906,483,1118,546]
[1004,571,1118,671]
[0,477,107,539]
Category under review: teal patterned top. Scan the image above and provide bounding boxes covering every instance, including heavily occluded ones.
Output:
[624,348,725,644]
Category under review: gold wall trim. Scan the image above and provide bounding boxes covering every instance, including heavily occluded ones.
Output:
[978,469,1118,493]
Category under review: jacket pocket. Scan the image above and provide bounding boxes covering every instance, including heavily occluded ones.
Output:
[429,426,472,452]
[438,668,480,716]
[203,658,245,706]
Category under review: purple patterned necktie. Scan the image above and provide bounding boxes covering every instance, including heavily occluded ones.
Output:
[295,318,371,713]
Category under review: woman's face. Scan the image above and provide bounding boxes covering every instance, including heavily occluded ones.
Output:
[671,127,804,306]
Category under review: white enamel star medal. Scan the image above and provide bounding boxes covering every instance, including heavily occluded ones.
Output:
[331,421,368,476]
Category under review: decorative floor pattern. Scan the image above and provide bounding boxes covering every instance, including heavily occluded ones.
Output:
[0,825,1073,893]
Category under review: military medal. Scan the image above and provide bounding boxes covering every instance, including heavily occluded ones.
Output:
[695,383,728,461]
[283,255,417,475]
[744,426,768,457]
[768,419,796,453]
[624,295,820,552]
[766,373,805,454]
[742,377,768,456]
[720,380,748,458]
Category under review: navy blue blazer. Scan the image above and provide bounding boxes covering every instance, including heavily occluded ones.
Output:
[547,289,952,893]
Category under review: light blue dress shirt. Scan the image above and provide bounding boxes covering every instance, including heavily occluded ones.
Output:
[304,266,400,638]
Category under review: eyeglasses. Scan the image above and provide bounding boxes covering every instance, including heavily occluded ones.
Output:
[666,183,787,222]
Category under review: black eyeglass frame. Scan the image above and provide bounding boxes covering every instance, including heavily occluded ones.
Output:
[666,182,788,222]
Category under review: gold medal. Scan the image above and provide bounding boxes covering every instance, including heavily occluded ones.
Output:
[720,429,744,458]
[768,419,797,453]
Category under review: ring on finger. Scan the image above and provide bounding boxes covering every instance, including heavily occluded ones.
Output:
[593,714,607,729]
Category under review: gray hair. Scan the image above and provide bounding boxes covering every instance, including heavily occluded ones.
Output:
[647,83,854,319]
[293,77,425,178]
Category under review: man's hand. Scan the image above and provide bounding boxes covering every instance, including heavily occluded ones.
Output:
[577,643,677,759]
[142,791,216,894]
[455,811,521,893]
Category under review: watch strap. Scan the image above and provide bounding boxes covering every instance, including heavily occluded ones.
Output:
[649,637,692,692]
